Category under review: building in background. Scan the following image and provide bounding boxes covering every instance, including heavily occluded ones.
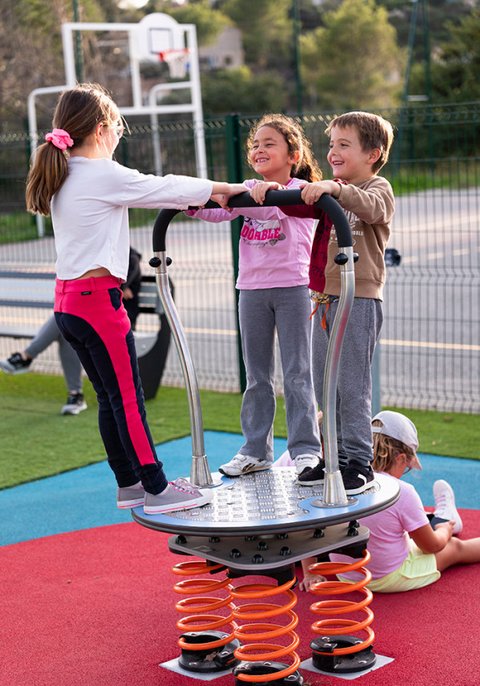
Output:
[198,27,244,71]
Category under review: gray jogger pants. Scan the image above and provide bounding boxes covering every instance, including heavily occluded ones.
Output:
[312,297,383,469]
[238,286,321,463]
[26,314,83,393]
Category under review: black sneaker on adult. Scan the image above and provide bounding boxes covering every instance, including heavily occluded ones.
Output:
[342,464,375,495]
[0,352,32,374]
[297,459,326,485]
[61,392,88,416]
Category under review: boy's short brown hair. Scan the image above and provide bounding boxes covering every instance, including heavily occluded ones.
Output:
[325,111,394,173]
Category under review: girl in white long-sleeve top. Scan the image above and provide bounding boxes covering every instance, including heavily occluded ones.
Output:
[25,82,246,515]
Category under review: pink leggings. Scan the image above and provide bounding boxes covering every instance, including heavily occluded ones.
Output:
[54,276,168,494]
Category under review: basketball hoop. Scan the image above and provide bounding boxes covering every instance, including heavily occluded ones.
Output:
[157,49,189,79]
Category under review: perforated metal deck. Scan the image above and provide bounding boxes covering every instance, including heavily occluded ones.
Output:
[132,469,399,538]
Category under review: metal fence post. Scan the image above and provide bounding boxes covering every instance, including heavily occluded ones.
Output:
[372,248,403,416]
[225,114,246,393]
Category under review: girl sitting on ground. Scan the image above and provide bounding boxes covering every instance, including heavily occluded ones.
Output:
[319,410,480,593]
[302,411,480,593]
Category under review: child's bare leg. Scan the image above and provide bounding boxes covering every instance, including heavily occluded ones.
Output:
[435,536,480,571]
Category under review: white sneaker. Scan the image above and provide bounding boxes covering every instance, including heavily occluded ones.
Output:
[294,454,319,476]
[433,479,463,534]
[219,454,271,477]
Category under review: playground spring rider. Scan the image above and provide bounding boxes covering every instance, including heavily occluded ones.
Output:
[133,190,400,682]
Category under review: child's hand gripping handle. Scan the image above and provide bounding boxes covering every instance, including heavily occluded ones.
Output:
[151,190,352,253]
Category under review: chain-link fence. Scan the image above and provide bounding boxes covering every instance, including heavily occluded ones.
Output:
[0,103,479,413]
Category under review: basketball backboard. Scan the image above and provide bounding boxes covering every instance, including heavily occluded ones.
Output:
[28,13,207,236]
[133,13,185,62]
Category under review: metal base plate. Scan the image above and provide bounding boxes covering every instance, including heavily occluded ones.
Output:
[168,523,370,571]
[132,469,399,536]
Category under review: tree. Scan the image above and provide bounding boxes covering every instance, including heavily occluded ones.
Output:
[300,0,403,111]
[377,0,475,59]
[220,0,292,71]
[153,0,231,45]
[0,0,108,131]
[410,9,480,103]
[200,66,287,116]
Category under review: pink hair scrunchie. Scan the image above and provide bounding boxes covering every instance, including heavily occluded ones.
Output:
[45,128,74,151]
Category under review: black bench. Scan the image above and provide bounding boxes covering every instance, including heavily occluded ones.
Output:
[0,272,171,400]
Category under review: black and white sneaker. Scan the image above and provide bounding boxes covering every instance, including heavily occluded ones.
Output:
[297,459,326,485]
[342,465,375,495]
[61,392,87,416]
[295,454,319,475]
[0,352,32,374]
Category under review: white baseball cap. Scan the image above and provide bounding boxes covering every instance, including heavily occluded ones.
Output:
[372,410,422,470]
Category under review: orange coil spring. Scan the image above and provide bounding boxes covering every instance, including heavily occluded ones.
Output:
[308,548,375,655]
[230,577,301,683]
[172,559,237,652]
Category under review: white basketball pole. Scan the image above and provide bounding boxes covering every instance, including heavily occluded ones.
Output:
[27,85,67,237]
[186,25,207,178]
[29,15,208,237]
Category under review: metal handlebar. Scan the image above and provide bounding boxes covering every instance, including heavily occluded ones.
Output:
[150,190,354,505]
[152,190,353,252]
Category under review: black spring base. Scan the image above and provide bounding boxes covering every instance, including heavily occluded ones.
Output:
[311,635,376,674]
[178,631,240,673]
[234,661,303,686]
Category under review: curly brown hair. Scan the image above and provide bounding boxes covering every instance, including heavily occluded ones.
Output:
[246,113,323,182]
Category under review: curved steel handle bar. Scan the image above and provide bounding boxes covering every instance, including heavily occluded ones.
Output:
[152,190,353,252]
[151,190,354,503]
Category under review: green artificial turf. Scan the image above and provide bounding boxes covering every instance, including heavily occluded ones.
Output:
[0,372,478,491]
[0,373,247,490]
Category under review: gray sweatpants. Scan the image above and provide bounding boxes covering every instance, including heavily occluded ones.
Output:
[238,286,321,463]
[312,297,383,469]
[26,314,83,393]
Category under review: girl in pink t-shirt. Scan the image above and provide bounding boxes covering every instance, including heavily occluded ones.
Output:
[303,411,480,593]
[188,115,325,479]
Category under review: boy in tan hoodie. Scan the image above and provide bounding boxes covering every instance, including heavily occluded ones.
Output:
[298,111,395,495]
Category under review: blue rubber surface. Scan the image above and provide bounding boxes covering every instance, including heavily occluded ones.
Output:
[1,432,478,547]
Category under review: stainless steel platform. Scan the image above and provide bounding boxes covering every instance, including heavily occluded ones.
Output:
[132,469,399,537]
